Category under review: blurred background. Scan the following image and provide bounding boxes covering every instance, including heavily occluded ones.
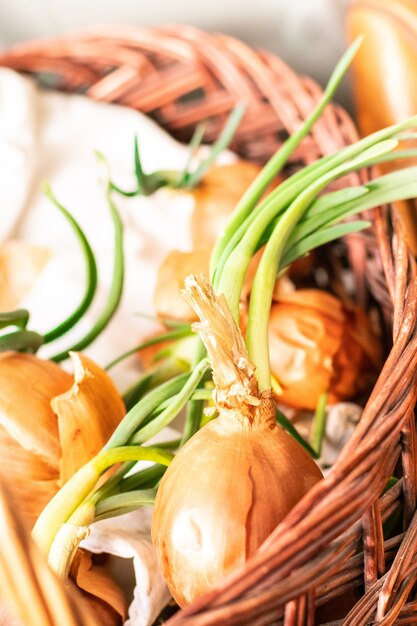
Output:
[0,0,351,104]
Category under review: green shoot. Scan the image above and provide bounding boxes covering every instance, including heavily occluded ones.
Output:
[105,325,193,371]
[42,183,98,344]
[0,310,29,330]
[50,154,124,362]
[111,104,245,197]
[311,393,328,457]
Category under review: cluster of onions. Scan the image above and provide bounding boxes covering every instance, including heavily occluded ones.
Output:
[28,39,417,615]
[152,148,381,412]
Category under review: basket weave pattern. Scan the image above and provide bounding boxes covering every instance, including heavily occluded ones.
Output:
[1,26,417,626]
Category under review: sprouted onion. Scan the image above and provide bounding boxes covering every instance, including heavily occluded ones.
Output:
[31,39,417,603]
[110,105,246,198]
[152,275,323,606]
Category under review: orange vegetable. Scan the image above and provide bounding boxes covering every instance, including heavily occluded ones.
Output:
[190,161,264,249]
[0,352,125,526]
[268,289,382,410]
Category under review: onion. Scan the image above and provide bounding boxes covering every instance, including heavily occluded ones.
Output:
[154,246,263,325]
[0,351,125,526]
[70,550,127,626]
[190,161,264,249]
[154,248,211,322]
[151,275,322,606]
[268,289,382,410]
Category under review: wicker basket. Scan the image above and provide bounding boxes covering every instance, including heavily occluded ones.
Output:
[1,25,417,626]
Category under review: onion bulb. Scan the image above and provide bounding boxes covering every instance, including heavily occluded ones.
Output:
[154,248,211,322]
[268,289,382,410]
[0,351,125,526]
[154,162,265,323]
[154,246,268,326]
[152,275,322,606]
[190,161,265,249]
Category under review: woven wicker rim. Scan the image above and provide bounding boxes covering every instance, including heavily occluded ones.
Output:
[1,25,417,626]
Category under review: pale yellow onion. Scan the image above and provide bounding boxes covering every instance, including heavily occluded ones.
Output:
[0,240,50,310]
[0,480,99,626]
[0,352,125,526]
[152,275,322,607]
[0,424,59,525]
[154,161,277,324]
[154,247,266,326]
[0,352,71,471]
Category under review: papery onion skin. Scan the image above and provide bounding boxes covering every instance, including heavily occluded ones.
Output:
[154,249,211,322]
[268,290,382,410]
[0,352,69,524]
[152,275,322,607]
[70,549,127,625]
[0,352,71,474]
[154,246,266,328]
[52,352,126,484]
[152,401,322,607]
[190,162,264,250]
[0,351,125,526]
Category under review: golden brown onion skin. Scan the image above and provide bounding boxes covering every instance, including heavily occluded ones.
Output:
[152,409,322,607]
[0,352,71,525]
[154,249,211,322]
[268,290,382,410]
[0,351,124,526]
[190,162,263,250]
